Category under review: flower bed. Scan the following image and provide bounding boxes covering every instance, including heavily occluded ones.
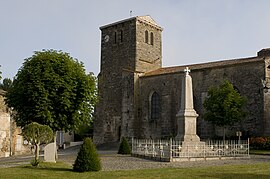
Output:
[249,137,270,150]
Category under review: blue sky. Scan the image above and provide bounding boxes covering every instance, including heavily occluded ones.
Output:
[1,0,270,80]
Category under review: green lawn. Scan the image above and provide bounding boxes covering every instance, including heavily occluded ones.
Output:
[250,149,270,155]
[0,162,270,179]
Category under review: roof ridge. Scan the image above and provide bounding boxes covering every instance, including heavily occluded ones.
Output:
[100,15,162,30]
[144,56,263,77]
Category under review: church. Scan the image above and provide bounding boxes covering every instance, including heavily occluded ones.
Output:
[93,15,270,145]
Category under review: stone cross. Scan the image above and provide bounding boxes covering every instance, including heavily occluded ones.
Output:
[184,67,190,75]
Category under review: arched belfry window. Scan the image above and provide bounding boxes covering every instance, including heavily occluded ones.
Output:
[150,32,154,45]
[150,92,161,120]
[114,31,117,44]
[145,30,149,43]
[120,30,123,43]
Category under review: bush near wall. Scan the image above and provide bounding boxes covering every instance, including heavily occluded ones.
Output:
[118,137,131,155]
[249,137,270,150]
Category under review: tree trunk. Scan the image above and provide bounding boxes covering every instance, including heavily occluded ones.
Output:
[54,133,58,159]
[223,127,226,143]
[35,143,40,161]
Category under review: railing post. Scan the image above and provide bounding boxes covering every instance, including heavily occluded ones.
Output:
[169,138,172,162]
[247,138,249,156]
[131,137,134,154]
[204,142,206,159]
[152,139,154,157]
[233,140,236,157]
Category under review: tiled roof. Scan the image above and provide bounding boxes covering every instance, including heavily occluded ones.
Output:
[137,15,162,30]
[143,56,263,77]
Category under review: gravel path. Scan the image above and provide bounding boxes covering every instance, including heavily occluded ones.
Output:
[1,149,270,171]
[107,155,270,171]
[58,152,270,171]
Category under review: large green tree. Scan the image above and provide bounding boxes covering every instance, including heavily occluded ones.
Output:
[203,80,247,140]
[6,50,97,133]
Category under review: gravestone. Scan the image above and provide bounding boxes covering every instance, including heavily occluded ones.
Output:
[44,142,56,163]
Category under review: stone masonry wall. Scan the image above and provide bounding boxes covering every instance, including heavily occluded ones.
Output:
[94,19,137,144]
[263,58,270,135]
[0,111,11,157]
[94,16,163,144]
[135,20,162,73]
[0,94,30,157]
[0,94,10,157]
[139,60,266,139]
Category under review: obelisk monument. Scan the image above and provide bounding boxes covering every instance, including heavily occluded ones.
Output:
[175,67,200,142]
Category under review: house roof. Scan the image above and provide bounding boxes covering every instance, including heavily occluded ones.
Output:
[143,56,264,77]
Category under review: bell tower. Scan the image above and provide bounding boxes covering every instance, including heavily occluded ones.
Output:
[94,16,163,144]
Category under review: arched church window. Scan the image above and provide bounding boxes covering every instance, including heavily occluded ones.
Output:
[145,30,149,44]
[150,32,154,45]
[150,92,161,120]
[233,85,240,94]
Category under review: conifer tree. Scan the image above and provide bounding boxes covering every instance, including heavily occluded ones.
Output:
[73,137,101,172]
[118,137,131,155]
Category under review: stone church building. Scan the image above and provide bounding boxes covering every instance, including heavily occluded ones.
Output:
[93,15,270,145]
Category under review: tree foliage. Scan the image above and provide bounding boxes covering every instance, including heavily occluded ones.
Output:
[118,137,131,155]
[22,122,53,166]
[73,137,101,172]
[6,50,97,132]
[203,80,247,138]
[0,78,13,91]
[75,121,93,140]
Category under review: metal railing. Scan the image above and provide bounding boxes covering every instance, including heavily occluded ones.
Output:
[132,138,249,161]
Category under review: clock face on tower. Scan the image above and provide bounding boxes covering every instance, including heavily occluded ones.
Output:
[104,35,109,42]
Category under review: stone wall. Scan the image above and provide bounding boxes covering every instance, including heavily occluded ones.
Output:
[0,93,30,157]
[135,19,162,73]
[94,18,137,144]
[94,16,163,144]
[263,57,270,135]
[0,111,11,157]
[139,59,266,139]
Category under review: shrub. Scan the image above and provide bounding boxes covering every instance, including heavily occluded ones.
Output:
[118,137,131,155]
[73,137,101,172]
[249,137,270,150]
